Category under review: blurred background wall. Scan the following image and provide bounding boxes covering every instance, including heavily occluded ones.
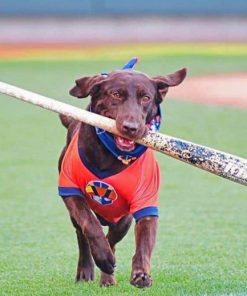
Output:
[0,1,247,44]
[0,0,247,46]
[1,0,247,16]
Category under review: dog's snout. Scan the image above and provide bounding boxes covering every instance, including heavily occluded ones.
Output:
[122,121,139,136]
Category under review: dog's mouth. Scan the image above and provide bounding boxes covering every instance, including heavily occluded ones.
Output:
[114,136,136,152]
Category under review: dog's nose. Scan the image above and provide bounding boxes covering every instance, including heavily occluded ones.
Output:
[122,121,139,137]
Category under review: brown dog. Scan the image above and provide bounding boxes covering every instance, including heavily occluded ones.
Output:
[58,68,186,288]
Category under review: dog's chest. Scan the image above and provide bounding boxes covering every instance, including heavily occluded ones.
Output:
[59,132,160,223]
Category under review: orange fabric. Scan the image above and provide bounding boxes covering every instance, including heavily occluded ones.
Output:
[58,131,160,223]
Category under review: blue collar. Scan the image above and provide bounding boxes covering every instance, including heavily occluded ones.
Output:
[93,106,161,165]
[93,57,162,165]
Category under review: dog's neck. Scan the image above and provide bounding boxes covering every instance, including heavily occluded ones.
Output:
[78,123,128,174]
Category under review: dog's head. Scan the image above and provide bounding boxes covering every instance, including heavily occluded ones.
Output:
[70,68,186,151]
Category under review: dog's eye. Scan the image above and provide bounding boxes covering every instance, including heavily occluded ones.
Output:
[112,91,121,99]
[141,95,151,103]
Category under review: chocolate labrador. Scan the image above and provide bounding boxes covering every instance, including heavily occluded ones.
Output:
[58,67,186,288]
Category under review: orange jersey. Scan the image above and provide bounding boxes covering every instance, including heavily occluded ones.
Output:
[58,131,160,224]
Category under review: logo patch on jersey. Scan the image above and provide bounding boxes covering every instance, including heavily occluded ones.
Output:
[85,181,118,205]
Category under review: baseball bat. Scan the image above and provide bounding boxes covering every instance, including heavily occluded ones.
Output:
[0,81,246,186]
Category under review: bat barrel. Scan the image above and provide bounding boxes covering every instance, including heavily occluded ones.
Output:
[0,81,246,186]
[139,132,247,186]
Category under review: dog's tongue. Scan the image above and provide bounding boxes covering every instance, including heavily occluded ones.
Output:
[115,136,135,151]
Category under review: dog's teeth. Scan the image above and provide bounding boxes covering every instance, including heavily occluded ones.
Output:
[115,136,135,151]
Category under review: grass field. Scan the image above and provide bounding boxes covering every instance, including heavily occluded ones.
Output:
[0,49,247,296]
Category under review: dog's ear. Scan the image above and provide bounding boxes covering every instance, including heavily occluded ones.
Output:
[69,75,106,98]
[153,68,187,99]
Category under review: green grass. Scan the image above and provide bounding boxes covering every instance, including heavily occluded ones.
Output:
[0,54,247,296]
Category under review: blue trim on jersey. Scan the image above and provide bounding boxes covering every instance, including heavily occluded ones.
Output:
[58,187,84,198]
[133,206,158,221]
[78,148,120,179]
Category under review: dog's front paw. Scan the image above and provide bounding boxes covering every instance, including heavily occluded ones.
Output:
[94,252,116,275]
[130,272,152,288]
[89,238,116,275]
[90,243,115,274]
[100,272,117,287]
[76,264,94,282]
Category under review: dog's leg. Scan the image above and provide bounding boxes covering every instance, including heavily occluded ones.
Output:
[100,214,133,287]
[130,216,158,288]
[70,217,94,282]
[63,196,115,275]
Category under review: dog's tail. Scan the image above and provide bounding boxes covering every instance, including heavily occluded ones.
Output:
[59,114,73,129]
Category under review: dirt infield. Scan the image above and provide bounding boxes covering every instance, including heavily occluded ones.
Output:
[169,73,247,109]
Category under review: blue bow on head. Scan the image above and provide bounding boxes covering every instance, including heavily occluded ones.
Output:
[122,57,139,70]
